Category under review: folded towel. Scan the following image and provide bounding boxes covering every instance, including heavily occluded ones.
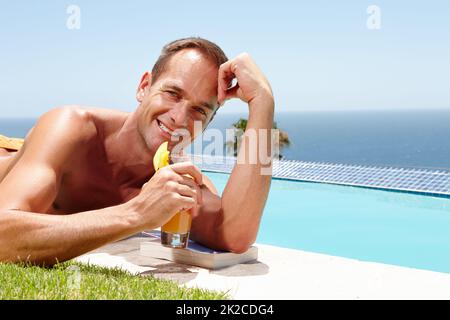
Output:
[0,135,24,151]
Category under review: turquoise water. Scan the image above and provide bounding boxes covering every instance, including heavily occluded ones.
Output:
[205,171,450,274]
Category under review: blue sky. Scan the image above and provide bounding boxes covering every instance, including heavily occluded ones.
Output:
[0,1,449,117]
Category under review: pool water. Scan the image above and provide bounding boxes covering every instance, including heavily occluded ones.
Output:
[204,171,450,274]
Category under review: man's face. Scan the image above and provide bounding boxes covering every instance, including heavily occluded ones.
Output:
[137,49,219,153]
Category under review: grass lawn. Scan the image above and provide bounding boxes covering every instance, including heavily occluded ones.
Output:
[0,261,228,300]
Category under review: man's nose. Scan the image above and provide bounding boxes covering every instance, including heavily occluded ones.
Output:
[169,104,189,128]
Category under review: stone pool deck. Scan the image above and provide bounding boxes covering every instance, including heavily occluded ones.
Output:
[75,233,450,299]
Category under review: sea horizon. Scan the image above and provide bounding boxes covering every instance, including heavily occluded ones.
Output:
[1,108,450,170]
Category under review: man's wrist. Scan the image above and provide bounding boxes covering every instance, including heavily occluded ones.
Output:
[120,200,146,232]
[248,93,275,118]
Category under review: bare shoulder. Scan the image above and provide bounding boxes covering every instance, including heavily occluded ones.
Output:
[83,106,130,119]
[23,105,130,152]
[23,106,131,162]
[32,106,97,143]
[0,106,103,211]
[33,105,128,133]
[18,106,101,165]
[75,106,130,134]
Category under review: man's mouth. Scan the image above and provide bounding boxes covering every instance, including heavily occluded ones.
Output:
[157,119,182,138]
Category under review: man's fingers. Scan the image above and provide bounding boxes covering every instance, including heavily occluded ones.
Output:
[224,83,240,102]
[176,195,196,211]
[175,183,197,201]
[170,162,203,186]
[218,60,236,104]
[219,75,238,105]
[176,177,202,219]
[179,175,203,205]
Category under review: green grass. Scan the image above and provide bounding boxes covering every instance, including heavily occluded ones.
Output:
[0,261,228,300]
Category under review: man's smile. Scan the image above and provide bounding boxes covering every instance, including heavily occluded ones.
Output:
[157,119,174,136]
[156,119,185,140]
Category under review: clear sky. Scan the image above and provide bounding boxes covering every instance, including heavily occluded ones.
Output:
[0,0,449,117]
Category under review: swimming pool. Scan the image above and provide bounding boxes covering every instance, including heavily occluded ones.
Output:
[204,171,450,274]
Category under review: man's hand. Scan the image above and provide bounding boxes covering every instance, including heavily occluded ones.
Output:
[192,53,274,253]
[128,162,203,230]
[217,53,274,108]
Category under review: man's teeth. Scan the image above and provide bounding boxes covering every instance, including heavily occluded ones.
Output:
[158,121,172,134]
[159,121,182,137]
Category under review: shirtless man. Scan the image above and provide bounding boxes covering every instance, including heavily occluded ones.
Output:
[0,38,274,265]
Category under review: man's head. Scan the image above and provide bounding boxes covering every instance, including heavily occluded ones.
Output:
[135,37,228,153]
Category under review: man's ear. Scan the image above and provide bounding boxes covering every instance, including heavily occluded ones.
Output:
[136,72,152,103]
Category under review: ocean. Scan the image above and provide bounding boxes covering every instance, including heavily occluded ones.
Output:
[1,109,450,170]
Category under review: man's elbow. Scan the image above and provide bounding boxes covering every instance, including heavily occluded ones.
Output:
[228,243,252,254]
[222,234,256,254]
[217,222,259,254]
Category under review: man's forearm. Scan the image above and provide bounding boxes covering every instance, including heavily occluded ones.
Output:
[219,97,275,252]
[0,203,140,265]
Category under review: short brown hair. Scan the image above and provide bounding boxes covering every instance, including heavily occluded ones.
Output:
[151,37,228,83]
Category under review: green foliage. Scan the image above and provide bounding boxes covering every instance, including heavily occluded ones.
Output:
[226,118,291,158]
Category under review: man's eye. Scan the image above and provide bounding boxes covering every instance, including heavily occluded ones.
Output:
[166,91,179,98]
[195,107,207,116]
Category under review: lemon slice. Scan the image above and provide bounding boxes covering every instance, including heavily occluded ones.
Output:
[153,141,170,171]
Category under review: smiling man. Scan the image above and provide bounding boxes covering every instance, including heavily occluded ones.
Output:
[0,37,274,265]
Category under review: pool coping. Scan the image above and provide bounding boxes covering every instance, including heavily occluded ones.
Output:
[75,234,450,300]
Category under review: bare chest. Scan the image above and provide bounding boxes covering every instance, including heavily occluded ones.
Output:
[51,159,142,214]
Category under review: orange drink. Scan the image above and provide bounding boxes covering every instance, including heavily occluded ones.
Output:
[161,210,192,234]
[161,209,192,248]
[153,142,193,248]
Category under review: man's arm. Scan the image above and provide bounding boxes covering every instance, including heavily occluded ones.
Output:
[0,107,138,264]
[190,53,274,253]
[0,107,201,264]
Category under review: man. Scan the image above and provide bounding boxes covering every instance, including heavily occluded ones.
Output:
[0,37,274,265]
